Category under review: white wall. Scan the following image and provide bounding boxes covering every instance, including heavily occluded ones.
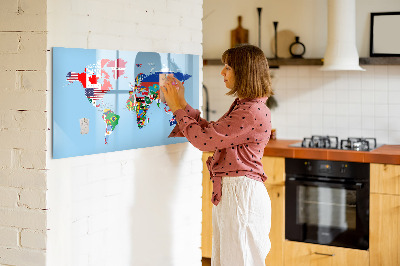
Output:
[203,0,400,145]
[46,0,203,266]
[204,64,400,145]
[271,65,400,144]
[0,0,48,265]
[203,0,400,58]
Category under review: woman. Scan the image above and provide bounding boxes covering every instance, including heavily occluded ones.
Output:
[161,44,273,266]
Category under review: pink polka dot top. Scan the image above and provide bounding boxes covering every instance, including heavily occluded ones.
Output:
[169,97,272,205]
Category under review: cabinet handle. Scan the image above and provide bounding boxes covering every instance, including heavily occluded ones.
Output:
[314,252,335,257]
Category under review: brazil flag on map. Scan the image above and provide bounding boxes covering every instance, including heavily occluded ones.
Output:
[52,47,200,159]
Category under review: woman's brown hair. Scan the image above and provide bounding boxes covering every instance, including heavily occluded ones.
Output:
[221,44,273,99]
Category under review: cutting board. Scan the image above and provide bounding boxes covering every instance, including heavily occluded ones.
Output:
[231,16,249,48]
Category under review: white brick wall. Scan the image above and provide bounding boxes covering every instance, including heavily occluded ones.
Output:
[0,0,47,32]
[0,187,19,208]
[0,227,19,247]
[46,1,203,266]
[0,208,46,230]
[0,247,46,266]
[21,229,47,250]
[0,169,47,189]
[0,0,48,265]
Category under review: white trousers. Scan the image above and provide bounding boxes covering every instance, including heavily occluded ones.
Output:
[212,176,271,266]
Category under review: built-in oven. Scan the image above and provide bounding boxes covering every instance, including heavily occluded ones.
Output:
[285,158,370,250]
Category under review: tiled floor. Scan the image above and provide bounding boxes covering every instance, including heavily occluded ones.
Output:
[202,257,211,266]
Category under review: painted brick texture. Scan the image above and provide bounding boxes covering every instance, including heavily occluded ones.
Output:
[0,0,48,265]
[0,227,19,247]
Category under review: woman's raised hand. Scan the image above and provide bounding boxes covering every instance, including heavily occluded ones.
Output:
[173,75,187,108]
[161,75,187,113]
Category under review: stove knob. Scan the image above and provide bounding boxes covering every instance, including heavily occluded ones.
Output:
[340,164,347,174]
[305,162,312,171]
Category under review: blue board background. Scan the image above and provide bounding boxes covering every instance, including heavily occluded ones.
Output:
[52,47,200,159]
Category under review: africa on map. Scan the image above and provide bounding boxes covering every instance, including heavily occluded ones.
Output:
[53,47,199,159]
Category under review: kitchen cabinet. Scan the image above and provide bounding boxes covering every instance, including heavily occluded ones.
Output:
[284,241,369,266]
[370,163,400,266]
[261,156,285,186]
[202,155,400,265]
[264,184,284,265]
[201,154,286,265]
[261,156,285,266]
[370,193,400,266]
[370,163,400,195]
[201,152,213,258]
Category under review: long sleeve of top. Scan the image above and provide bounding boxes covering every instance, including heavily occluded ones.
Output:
[168,104,210,138]
[169,97,272,206]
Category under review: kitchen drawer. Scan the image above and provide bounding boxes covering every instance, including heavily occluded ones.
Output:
[284,241,369,266]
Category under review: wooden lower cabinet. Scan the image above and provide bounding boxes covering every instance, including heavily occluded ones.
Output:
[202,152,213,258]
[263,157,285,265]
[369,163,400,266]
[265,184,284,266]
[202,158,400,265]
[370,163,400,195]
[261,156,285,186]
[370,193,400,266]
[284,241,369,266]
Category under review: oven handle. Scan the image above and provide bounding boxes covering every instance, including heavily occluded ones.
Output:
[286,177,364,189]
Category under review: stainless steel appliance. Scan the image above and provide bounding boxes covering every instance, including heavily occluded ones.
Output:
[289,135,380,151]
[285,158,370,250]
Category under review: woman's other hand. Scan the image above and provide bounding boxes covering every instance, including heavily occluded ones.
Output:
[173,75,188,108]
[161,75,187,113]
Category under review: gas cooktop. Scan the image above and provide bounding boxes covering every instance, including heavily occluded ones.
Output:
[289,135,383,151]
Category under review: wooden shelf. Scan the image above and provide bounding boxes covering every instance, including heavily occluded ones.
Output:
[203,58,323,67]
[203,57,400,67]
[359,57,400,65]
[268,58,322,67]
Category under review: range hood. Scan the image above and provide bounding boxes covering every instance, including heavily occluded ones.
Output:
[320,0,365,71]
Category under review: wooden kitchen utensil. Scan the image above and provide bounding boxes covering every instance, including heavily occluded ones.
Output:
[231,16,249,48]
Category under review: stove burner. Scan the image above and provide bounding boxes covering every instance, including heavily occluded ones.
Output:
[301,135,339,149]
[340,137,377,151]
[295,136,379,151]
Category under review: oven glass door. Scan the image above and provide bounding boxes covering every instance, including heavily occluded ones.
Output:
[286,179,369,250]
[298,185,356,230]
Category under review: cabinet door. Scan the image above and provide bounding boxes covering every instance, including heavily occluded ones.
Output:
[284,241,369,266]
[370,163,400,195]
[202,152,213,258]
[262,156,285,186]
[265,184,284,266]
[370,193,400,266]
